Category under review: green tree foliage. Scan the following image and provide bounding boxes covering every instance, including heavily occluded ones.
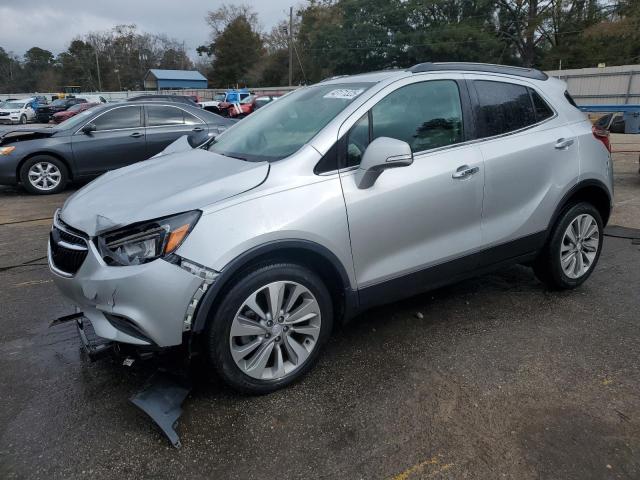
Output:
[197,6,263,87]
[2,1,639,94]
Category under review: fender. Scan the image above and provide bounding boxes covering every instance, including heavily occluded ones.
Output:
[190,239,358,334]
[546,179,612,235]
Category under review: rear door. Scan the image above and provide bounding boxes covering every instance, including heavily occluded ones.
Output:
[71,105,146,175]
[144,105,208,157]
[468,76,579,261]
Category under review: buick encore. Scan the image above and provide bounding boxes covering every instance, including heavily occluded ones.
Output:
[49,63,613,394]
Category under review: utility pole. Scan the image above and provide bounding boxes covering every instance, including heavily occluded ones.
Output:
[94,47,102,91]
[288,6,293,86]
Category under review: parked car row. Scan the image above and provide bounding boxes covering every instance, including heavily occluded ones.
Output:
[0,100,235,194]
[199,89,281,118]
[218,94,280,118]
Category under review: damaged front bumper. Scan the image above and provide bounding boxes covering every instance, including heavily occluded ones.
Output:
[48,222,217,348]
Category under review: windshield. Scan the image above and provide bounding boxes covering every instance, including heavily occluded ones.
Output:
[51,99,67,107]
[209,83,373,162]
[4,102,24,109]
[51,105,104,130]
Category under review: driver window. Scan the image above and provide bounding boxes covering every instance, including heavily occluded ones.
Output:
[371,80,463,153]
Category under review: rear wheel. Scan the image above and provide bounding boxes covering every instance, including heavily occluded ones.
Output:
[19,156,68,195]
[207,263,333,394]
[534,202,603,289]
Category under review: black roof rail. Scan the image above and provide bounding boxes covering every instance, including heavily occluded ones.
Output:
[408,62,548,80]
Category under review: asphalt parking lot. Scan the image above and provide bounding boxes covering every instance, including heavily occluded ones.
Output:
[1,136,639,479]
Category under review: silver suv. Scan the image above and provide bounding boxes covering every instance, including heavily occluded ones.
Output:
[49,63,613,394]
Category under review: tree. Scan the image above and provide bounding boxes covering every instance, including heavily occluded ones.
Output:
[198,6,263,87]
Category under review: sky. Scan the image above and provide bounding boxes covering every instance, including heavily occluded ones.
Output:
[0,0,298,58]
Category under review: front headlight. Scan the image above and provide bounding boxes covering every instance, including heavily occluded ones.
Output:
[97,210,201,266]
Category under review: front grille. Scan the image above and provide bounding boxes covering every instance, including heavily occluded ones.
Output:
[0,112,9,116]
[49,219,89,276]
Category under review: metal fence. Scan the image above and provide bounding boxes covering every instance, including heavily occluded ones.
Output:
[0,86,299,103]
[546,64,640,106]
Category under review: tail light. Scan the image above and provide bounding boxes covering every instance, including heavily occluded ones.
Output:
[592,125,611,152]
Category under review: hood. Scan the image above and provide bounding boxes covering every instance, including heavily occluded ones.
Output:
[0,128,55,145]
[60,149,269,236]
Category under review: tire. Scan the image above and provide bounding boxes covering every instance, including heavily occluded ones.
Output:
[19,155,69,195]
[19,115,27,124]
[207,263,333,394]
[534,202,603,289]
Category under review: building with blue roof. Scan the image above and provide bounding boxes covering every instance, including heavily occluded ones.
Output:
[143,69,208,90]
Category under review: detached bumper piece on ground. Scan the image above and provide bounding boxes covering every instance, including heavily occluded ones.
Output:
[50,312,192,448]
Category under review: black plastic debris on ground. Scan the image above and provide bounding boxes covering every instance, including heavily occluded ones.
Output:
[604,225,640,240]
[130,371,192,448]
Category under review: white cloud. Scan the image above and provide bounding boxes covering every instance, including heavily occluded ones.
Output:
[0,0,301,59]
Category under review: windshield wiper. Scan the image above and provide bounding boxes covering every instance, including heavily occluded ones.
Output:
[217,151,247,161]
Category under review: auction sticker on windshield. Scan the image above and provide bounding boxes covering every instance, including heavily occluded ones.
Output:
[323,89,365,100]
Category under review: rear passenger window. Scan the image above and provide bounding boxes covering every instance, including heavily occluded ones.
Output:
[473,80,536,137]
[147,105,184,126]
[184,111,203,125]
[530,89,554,121]
[371,80,464,153]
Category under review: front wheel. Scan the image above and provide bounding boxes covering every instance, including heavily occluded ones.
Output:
[19,114,27,124]
[534,202,603,289]
[19,156,69,194]
[207,263,333,394]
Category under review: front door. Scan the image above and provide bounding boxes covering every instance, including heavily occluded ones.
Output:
[71,105,146,175]
[144,104,208,157]
[339,79,485,305]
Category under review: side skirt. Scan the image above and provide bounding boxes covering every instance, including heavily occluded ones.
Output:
[357,231,546,311]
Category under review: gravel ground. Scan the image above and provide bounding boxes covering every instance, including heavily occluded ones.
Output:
[0,136,639,479]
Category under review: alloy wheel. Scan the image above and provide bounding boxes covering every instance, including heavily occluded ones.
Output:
[229,281,322,380]
[560,213,599,279]
[28,162,62,191]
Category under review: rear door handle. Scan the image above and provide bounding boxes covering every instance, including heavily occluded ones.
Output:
[130,132,143,138]
[452,165,479,179]
[191,127,204,132]
[555,138,574,149]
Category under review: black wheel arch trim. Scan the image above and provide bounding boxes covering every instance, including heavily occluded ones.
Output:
[190,239,358,335]
[547,179,612,235]
[17,151,73,181]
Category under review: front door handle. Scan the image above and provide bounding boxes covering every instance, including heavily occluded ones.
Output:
[555,138,574,149]
[452,165,479,179]
[192,127,204,132]
[130,132,143,138]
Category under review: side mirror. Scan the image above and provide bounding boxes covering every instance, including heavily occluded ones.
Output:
[81,123,96,134]
[355,137,413,189]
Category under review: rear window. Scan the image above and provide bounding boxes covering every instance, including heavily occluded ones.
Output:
[473,80,536,137]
